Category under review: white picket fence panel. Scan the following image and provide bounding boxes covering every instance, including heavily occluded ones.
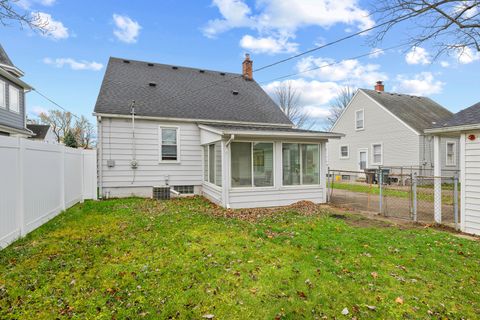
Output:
[0,136,97,249]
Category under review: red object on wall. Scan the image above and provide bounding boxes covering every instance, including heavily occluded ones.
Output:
[468,134,476,141]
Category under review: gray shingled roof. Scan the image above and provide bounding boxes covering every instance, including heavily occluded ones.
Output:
[204,124,330,133]
[432,102,480,128]
[94,57,292,125]
[361,89,453,133]
[27,124,50,139]
[0,44,14,67]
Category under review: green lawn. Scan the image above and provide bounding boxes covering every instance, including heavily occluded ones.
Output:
[1,197,479,319]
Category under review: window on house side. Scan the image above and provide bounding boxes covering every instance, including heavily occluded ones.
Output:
[160,127,178,161]
[372,144,382,164]
[340,145,349,158]
[209,144,215,184]
[446,142,456,166]
[9,86,19,113]
[355,109,364,130]
[282,143,320,186]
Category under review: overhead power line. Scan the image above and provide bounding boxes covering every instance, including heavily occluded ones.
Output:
[32,88,81,120]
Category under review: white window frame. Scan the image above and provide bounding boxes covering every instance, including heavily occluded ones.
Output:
[358,148,368,171]
[158,125,180,163]
[230,141,275,189]
[0,80,5,109]
[208,143,216,184]
[445,140,456,166]
[281,142,321,187]
[371,143,383,165]
[340,144,349,159]
[9,86,20,113]
[355,109,364,131]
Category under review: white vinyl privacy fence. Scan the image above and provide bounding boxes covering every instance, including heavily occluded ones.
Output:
[0,136,97,248]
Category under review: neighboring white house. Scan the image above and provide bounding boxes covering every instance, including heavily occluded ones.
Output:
[27,124,58,143]
[328,81,458,177]
[93,55,342,208]
[426,102,480,235]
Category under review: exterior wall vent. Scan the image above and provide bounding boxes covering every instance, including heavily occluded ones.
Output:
[153,186,170,200]
[232,90,239,95]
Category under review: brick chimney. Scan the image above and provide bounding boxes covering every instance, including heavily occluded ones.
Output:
[242,53,253,80]
[374,81,384,92]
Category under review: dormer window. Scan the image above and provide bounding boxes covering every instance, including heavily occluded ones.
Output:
[355,109,364,130]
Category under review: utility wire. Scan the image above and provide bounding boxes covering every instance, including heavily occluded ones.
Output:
[32,88,81,120]
[258,43,407,84]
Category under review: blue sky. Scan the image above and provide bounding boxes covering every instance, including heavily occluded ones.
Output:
[0,0,478,127]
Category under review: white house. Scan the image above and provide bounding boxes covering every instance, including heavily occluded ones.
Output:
[328,81,458,177]
[93,55,342,208]
[426,102,480,235]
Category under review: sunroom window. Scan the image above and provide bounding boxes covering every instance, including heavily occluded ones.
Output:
[283,143,320,185]
[204,142,222,187]
[231,142,273,188]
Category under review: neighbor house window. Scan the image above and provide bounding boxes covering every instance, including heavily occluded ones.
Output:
[0,80,5,109]
[372,143,382,165]
[204,142,222,187]
[282,143,320,186]
[159,126,178,161]
[9,86,19,113]
[446,141,456,166]
[355,109,364,130]
[340,145,349,159]
[231,142,274,188]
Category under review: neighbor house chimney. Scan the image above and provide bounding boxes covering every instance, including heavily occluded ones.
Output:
[374,81,384,92]
[242,53,253,80]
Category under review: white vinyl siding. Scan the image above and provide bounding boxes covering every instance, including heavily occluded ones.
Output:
[0,80,5,108]
[9,86,19,113]
[355,109,364,130]
[446,141,456,166]
[463,132,480,235]
[372,143,382,165]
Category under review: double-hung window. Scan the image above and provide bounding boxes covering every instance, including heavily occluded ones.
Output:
[159,126,178,162]
[9,86,19,113]
[0,80,5,109]
[355,109,364,130]
[282,143,320,185]
[231,142,274,188]
[446,141,456,166]
[340,145,349,159]
[372,143,382,165]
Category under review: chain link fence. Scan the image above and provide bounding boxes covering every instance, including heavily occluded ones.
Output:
[327,167,460,228]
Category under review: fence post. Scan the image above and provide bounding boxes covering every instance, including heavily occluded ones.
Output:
[17,137,25,236]
[379,167,383,215]
[326,167,330,202]
[454,175,459,230]
[412,172,417,222]
[60,145,66,211]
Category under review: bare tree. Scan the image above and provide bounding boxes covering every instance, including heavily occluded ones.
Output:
[0,0,49,31]
[273,82,316,129]
[370,0,480,58]
[39,109,72,143]
[73,115,94,149]
[326,86,356,130]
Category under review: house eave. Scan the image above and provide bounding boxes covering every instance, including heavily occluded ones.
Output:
[425,123,480,135]
[0,67,32,90]
[93,112,294,128]
[0,123,34,136]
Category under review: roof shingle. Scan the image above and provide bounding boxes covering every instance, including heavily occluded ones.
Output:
[432,102,480,128]
[94,57,292,125]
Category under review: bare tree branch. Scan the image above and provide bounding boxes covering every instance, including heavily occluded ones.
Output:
[369,0,480,58]
[326,86,356,130]
[0,0,49,32]
[273,81,317,129]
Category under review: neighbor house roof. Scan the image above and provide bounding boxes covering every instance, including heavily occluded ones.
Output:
[361,89,453,133]
[27,124,51,139]
[433,102,480,128]
[94,57,293,126]
[0,44,14,67]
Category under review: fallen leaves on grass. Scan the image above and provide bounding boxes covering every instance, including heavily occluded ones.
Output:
[395,297,404,304]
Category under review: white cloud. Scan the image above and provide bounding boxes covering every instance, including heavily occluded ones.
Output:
[113,14,141,43]
[17,0,56,9]
[456,46,480,64]
[369,48,385,58]
[405,47,430,65]
[203,0,375,54]
[440,61,450,68]
[43,57,103,71]
[29,105,48,116]
[240,35,298,54]
[296,56,387,87]
[32,12,69,40]
[394,72,444,96]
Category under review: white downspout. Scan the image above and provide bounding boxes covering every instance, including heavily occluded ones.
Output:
[97,115,103,199]
[224,134,234,208]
